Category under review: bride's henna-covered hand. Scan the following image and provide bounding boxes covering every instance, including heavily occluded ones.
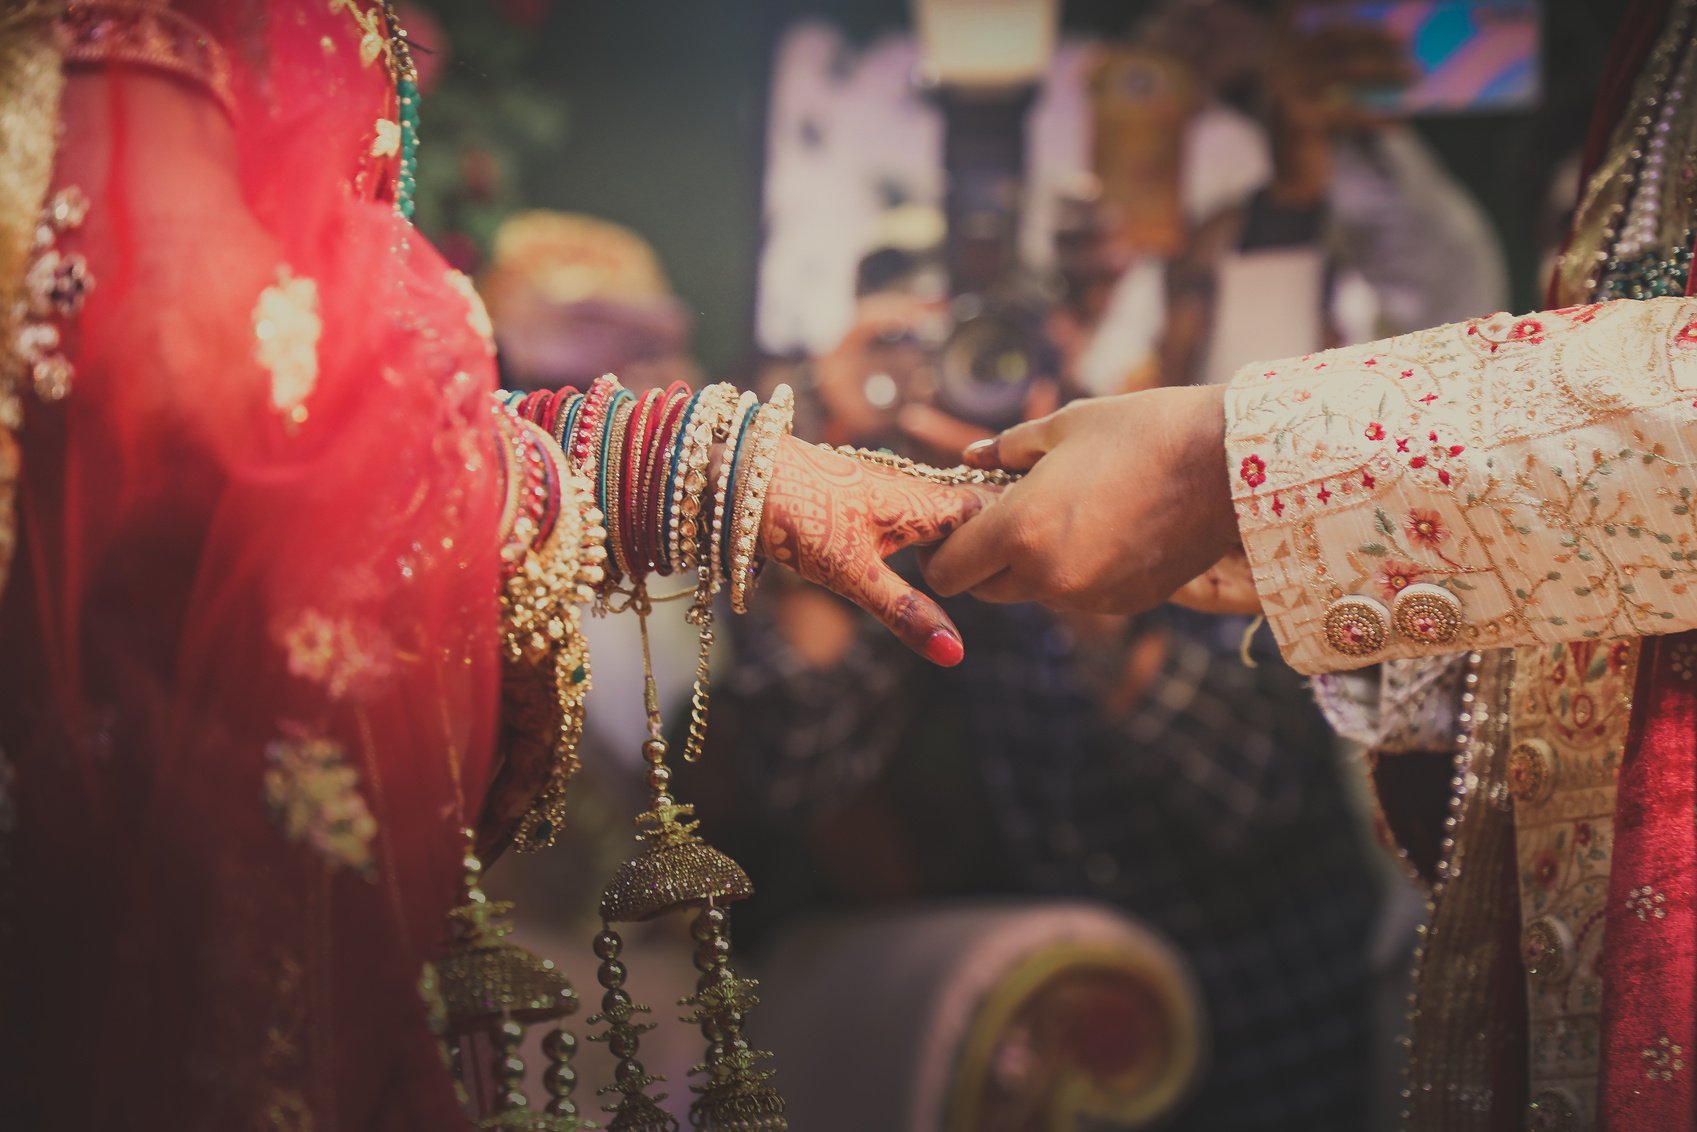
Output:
[760,434,999,666]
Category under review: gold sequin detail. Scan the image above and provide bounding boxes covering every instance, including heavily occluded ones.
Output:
[1392,582,1464,645]
[262,736,378,879]
[1322,595,1390,657]
[1506,738,1557,804]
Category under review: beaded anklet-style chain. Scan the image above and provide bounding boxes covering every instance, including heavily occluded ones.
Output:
[828,444,1022,487]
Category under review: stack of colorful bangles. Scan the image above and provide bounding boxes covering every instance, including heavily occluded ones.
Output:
[497,375,795,613]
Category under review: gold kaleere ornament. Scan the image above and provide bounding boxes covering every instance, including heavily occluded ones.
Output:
[585,581,786,1131]
[437,831,596,1130]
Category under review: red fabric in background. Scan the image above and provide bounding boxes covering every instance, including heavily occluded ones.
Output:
[1599,638,1697,1129]
[0,4,505,1128]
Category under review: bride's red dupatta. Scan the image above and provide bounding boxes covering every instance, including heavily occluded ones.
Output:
[1,4,512,1127]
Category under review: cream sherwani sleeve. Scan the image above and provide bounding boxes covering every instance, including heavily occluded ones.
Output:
[1225,295,1697,675]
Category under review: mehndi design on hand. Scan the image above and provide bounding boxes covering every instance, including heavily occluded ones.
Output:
[759,436,1002,665]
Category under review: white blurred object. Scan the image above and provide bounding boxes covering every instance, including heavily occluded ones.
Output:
[1073,256,1164,396]
[913,0,1057,87]
[1200,248,1327,385]
[578,596,707,768]
[1329,129,1510,334]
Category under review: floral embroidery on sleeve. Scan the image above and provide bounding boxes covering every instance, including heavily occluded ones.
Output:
[1225,296,1697,673]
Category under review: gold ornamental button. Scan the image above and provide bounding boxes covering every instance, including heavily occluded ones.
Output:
[1322,595,1391,658]
[1391,582,1464,646]
[1521,914,1575,980]
[1506,738,1557,805]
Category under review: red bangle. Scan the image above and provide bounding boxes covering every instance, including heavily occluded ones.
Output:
[621,388,661,576]
[638,385,685,570]
[517,389,549,425]
[544,385,576,435]
[647,382,692,573]
[637,385,679,572]
[571,375,618,474]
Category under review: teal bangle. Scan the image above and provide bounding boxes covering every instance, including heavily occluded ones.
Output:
[720,404,759,578]
[596,388,634,520]
[557,394,584,454]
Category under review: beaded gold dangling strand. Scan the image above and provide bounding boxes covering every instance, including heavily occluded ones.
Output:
[828,443,1020,487]
[680,899,786,1131]
[586,916,673,1132]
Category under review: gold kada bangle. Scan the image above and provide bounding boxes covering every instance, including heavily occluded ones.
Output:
[729,384,794,614]
[499,419,605,852]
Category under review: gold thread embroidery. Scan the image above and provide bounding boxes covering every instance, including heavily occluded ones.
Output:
[263,736,378,879]
[57,2,236,120]
[1645,1036,1687,1082]
[276,608,396,701]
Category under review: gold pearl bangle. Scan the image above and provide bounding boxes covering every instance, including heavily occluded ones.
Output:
[707,391,759,595]
[729,384,794,614]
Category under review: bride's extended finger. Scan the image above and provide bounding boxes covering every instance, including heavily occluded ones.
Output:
[849,558,968,666]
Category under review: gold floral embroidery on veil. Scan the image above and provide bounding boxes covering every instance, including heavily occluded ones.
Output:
[444,269,496,355]
[277,608,398,701]
[263,736,378,879]
[253,266,322,425]
[328,0,394,70]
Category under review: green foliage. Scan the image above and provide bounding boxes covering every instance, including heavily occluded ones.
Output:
[410,0,570,264]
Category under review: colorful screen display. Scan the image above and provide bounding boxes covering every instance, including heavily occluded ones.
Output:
[1298,0,1542,115]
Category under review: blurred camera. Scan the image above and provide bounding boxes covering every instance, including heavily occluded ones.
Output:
[853,284,1055,435]
[933,291,1055,431]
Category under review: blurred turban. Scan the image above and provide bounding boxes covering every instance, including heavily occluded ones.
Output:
[479,210,695,390]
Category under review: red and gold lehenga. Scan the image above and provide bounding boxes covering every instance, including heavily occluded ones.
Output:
[0,3,596,1127]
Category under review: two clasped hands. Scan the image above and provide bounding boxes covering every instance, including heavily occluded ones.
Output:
[762,382,1265,667]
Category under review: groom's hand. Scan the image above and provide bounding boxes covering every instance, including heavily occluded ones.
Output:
[922,385,1243,615]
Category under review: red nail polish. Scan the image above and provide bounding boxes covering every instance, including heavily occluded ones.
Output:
[923,629,964,667]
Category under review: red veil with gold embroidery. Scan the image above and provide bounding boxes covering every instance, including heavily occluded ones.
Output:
[1,3,512,1127]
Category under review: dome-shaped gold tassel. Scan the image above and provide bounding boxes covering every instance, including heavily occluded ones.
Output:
[438,831,595,1130]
